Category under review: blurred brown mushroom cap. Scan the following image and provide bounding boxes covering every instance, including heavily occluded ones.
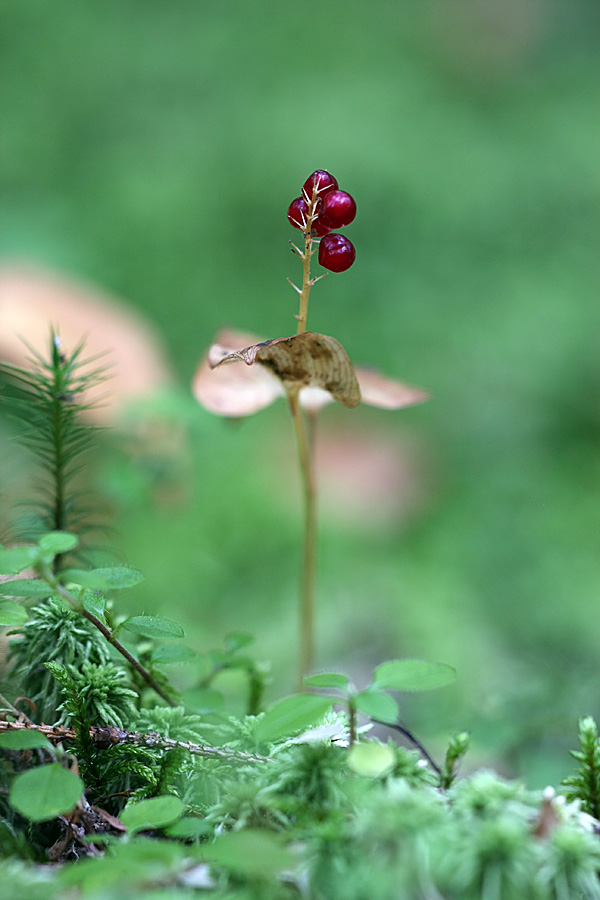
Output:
[0,262,173,426]
[193,329,284,417]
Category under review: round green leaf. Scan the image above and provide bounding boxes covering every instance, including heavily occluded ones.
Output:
[224,631,254,653]
[121,615,184,639]
[10,764,83,821]
[82,590,106,622]
[355,690,399,724]
[0,580,54,599]
[152,644,196,664]
[166,817,213,839]
[0,600,29,626]
[255,693,333,744]
[200,829,293,879]
[62,566,144,591]
[0,730,52,751]
[38,532,79,555]
[371,659,456,692]
[0,546,39,575]
[303,672,350,691]
[120,795,184,833]
[347,741,397,777]
[182,687,224,714]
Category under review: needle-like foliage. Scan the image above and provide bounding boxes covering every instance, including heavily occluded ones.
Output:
[562,716,600,819]
[0,332,106,560]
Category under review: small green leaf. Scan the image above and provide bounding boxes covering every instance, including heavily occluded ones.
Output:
[0,546,38,575]
[255,694,333,744]
[120,795,184,833]
[371,659,456,692]
[152,644,196,664]
[355,690,399,724]
[0,600,29,626]
[200,829,293,879]
[121,615,184,639]
[303,672,350,691]
[62,566,144,591]
[0,580,54,599]
[58,839,185,892]
[224,631,254,653]
[182,687,224,714]
[82,590,106,622]
[0,730,52,751]
[10,764,84,821]
[165,817,213,839]
[347,741,397,777]
[38,532,79,555]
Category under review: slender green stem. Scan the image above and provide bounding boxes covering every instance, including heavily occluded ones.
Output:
[296,229,313,334]
[289,185,324,685]
[288,389,317,686]
[50,337,70,533]
[295,182,320,334]
[82,608,178,708]
[348,699,357,748]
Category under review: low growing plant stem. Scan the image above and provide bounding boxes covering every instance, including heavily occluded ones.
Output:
[291,217,319,684]
[288,389,317,685]
[296,229,313,334]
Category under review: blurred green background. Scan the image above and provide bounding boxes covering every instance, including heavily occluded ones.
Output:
[1,0,599,785]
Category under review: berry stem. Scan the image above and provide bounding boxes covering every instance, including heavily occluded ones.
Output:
[287,386,317,685]
[296,229,313,334]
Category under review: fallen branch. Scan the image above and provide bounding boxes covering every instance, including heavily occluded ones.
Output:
[0,719,272,765]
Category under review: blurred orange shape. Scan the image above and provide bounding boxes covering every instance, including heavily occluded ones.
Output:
[0,262,173,426]
[193,329,284,417]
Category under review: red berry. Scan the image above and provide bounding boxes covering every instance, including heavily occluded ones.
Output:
[311,217,332,237]
[287,197,308,230]
[318,233,356,273]
[302,170,338,202]
[320,190,356,228]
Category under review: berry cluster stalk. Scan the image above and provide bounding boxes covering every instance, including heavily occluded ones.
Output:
[295,223,314,335]
[288,186,320,684]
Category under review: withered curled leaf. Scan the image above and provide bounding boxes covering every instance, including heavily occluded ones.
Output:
[201,331,361,411]
[193,329,428,418]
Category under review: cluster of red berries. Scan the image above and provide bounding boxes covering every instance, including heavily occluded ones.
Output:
[287,170,356,273]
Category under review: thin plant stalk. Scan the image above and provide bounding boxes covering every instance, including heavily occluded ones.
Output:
[288,388,317,685]
[289,185,322,684]
[295,227,313,334]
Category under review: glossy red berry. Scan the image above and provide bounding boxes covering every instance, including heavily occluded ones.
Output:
[318,233,356,273]
[287,197,308,230]
[302,170,338,202]
[320,190,356,228]
[311,217,332,237]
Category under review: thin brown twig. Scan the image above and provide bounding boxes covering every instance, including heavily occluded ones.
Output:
[0,719,272,765]
[80,608,177,708]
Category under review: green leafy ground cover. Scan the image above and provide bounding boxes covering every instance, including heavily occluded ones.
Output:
[1,1,599,893]
[2,0,598,784]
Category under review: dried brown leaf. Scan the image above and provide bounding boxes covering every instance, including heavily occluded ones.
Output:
[211,332,361,409]
[193,330,429,418]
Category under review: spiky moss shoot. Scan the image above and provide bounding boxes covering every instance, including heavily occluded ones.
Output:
[8,598,111,722]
